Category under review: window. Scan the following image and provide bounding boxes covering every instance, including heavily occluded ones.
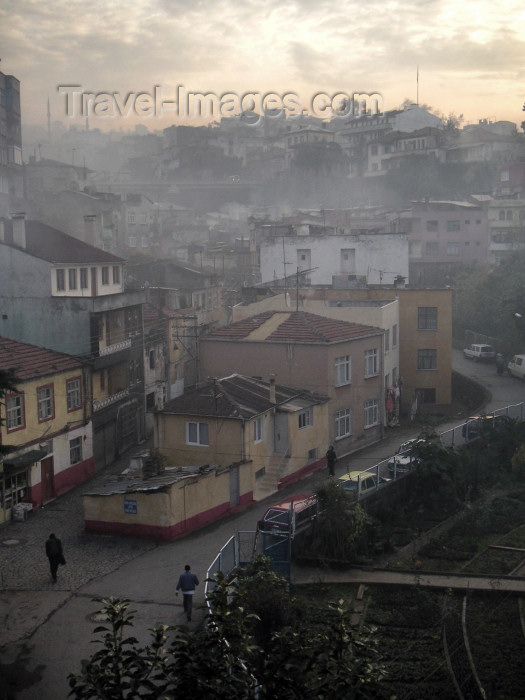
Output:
[418,307,437,330]
[298,407,313,429]
[70,436,82,465]
[186,421,209,445]
[371,145,378,155]
[392,324,398,347]
[141,236,149,248]
[37,384,54,421]
[418,349,437,370]
[498,210,506,220]
[101,266,109,284]
[128,236,137,248]
[426,220,438,232]
[334,355,351,386]
[426,241,438,256]
[446,220,460,232]
[127,212,135,224]
[506,210,513,221]
[67,377,82,411]
[364,399,379,428]
[6,393,24,431]
[501,170,510,182]
[384,329,390,352]
[80,268,88,289]
[416,388,436,404]
[254,417,263,443]
[56,269,65,291]
[447,242,460,255]
[149,349,155,370]
[112,266,120,284]
[139,213,147,225]
[335,408,351,439]
[68,268,77,290]
[364,349,378,377]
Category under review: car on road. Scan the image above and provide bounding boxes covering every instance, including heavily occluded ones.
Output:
[387,438,426,478]
[338,470,387,498]
[507,354,525,380]
[462,414,513,440]
[257,494,318,536]
[463,344,496,362]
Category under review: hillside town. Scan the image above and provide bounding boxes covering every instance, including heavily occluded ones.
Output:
[2,66,525,535]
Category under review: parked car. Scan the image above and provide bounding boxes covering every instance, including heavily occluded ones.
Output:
[257,494,317,536]
[462,414,513,440]
[507,354,525,380]
[463,344,496,362]
[338,471,387,498]
[387,438,426,478]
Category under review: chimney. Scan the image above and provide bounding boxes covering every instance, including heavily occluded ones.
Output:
[83,214,96,245]
[11,213,26,249]
[269,375,276,404]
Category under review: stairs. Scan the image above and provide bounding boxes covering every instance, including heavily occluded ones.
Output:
[254,452,288,500]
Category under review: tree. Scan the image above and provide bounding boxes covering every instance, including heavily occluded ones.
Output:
[68,597,255,699]
[301,481,372,563]
[69,566,385,699]
[0,368,22,455]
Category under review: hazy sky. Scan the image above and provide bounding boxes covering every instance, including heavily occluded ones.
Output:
[2,0,525,132]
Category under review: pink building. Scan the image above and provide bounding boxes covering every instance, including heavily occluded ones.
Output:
[200,311,384,458]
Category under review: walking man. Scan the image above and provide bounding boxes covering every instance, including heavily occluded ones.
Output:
[326,445,337,477]
[45,533,64,583]
[176,564,199,622]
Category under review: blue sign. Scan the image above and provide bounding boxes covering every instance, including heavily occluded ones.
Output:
[124,498,137,514]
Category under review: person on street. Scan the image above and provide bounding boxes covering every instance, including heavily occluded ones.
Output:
[176,564,199,622]
[326,445,337,477]
[45,533,64,583]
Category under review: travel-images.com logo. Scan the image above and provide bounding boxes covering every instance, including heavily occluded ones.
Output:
[58,85,384,123]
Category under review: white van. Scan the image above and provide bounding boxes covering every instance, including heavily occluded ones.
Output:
[507,354,525,380]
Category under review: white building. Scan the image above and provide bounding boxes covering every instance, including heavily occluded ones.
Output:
[258,227,409,287]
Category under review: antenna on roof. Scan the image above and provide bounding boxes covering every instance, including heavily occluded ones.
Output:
[416,65,419,106]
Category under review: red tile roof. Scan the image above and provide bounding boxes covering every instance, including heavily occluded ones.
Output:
[0,336,84,381]
[204,311,382,344]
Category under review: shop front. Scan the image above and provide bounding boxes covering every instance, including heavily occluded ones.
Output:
[0,450,47,525]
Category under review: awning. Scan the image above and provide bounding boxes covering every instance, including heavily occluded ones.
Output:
[2,449,48,474]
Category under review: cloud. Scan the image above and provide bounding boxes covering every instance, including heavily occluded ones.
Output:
[1,0,524,127]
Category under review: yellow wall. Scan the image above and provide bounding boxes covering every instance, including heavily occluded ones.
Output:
[1,368,86,449]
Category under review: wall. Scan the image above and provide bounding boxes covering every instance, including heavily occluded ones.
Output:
[259,233,409,286]
[199,335,383,456]
[83,465,254,540]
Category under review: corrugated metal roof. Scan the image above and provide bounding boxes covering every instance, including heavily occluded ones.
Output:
[83,465,216,496]
[160,373,328,419]
[0,336,84,380]
[204,311,382,344]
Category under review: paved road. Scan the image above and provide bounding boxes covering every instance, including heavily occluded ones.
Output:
[1,349,524,699]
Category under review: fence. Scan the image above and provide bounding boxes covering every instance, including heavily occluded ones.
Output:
[205,400,525,595]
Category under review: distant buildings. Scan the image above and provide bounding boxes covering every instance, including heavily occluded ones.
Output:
[0,71,23,218]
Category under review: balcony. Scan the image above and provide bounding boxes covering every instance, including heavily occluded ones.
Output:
[99,338,132,357]
[93,389,129,412]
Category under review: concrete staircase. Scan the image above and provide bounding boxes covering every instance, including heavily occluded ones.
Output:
[254,452,288,500]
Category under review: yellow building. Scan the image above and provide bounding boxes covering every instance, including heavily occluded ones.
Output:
[0,336,92,524]
[83,374,328,539]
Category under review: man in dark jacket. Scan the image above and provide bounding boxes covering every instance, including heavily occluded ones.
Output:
[326,445,337,477]
[45,533,64,583]
[176,564,199,621]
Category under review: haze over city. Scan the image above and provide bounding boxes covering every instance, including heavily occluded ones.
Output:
[2,0,525,131]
